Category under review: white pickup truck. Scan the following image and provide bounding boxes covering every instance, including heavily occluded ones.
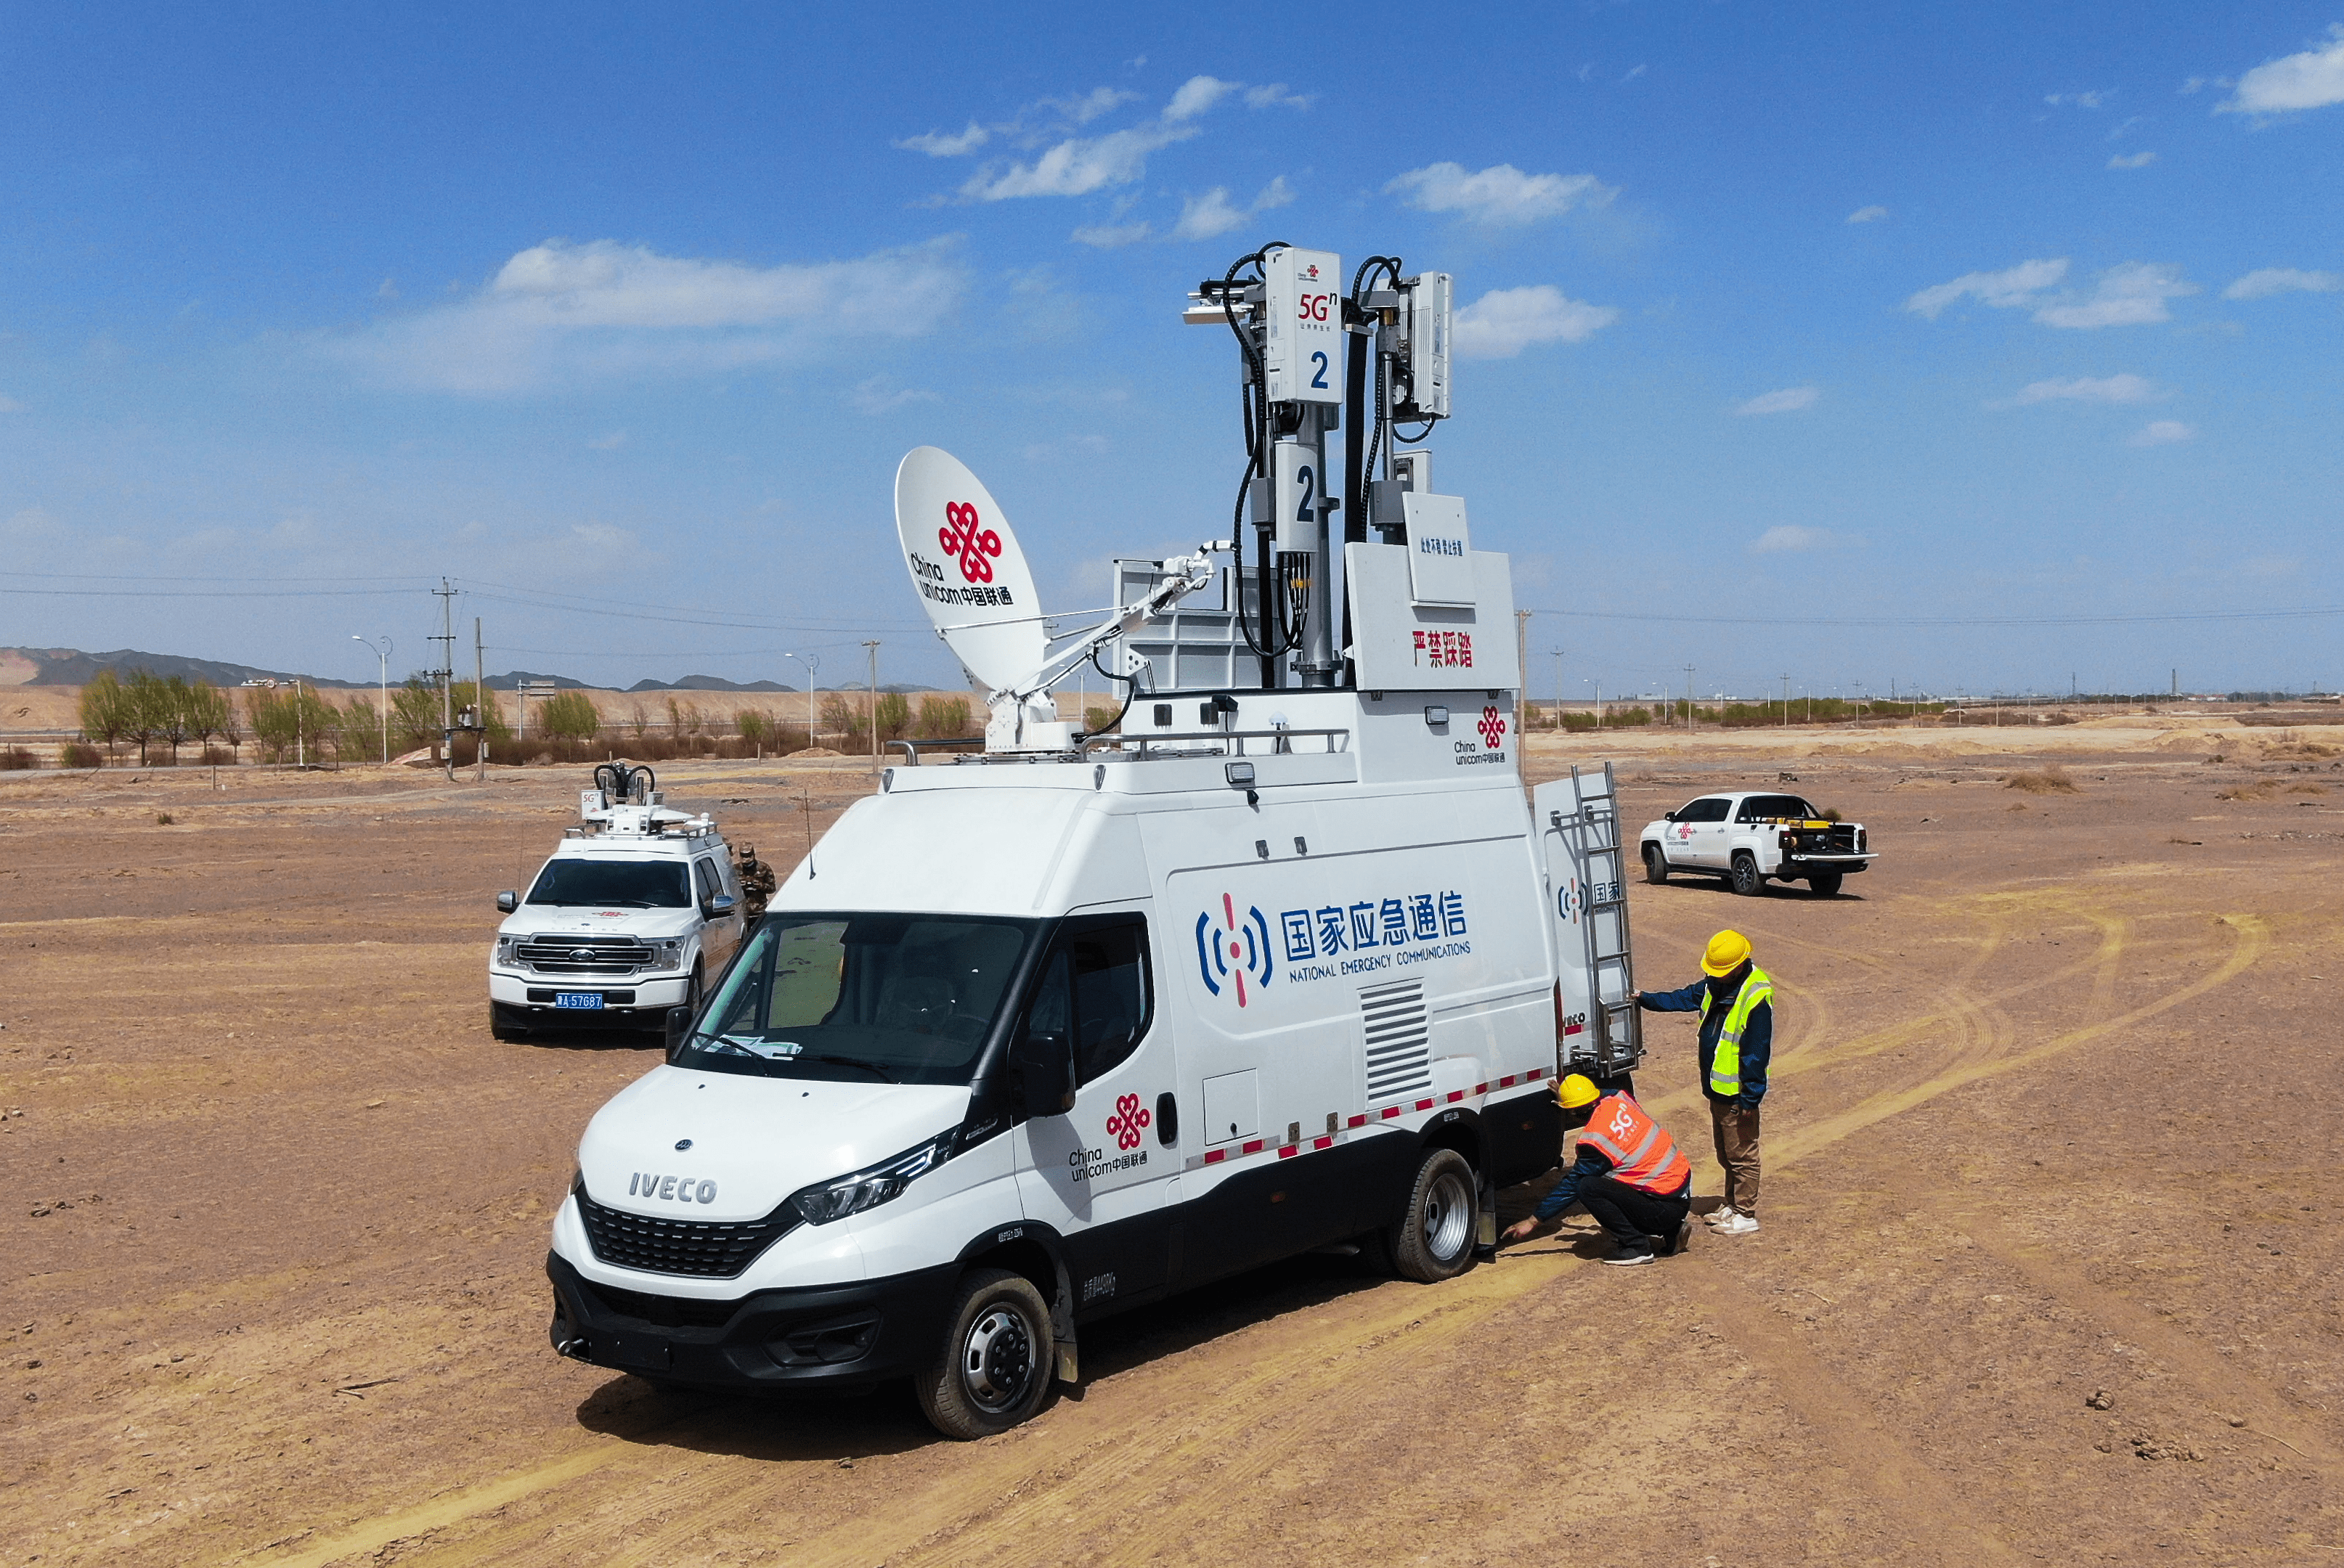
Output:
[489,772,749,1039]
[1638,789,1874,897]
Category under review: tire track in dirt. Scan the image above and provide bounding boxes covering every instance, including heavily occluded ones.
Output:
[232,896,2268,1568]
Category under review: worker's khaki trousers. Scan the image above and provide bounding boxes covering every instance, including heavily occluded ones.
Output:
[1709,1098,1761,1216]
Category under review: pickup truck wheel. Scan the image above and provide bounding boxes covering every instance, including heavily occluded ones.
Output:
[1642,844,1672,884]
[1730,852,1765,897]
[1808,871,1844,897]
[1388,1148,1478,1283]
[915,1267,1054,1440]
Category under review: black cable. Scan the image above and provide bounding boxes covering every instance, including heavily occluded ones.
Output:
[1393,420,1438,445]
[1082,646,1137,737]
[1216,245,1300,669]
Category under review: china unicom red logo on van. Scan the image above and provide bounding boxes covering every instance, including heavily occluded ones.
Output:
[1478,706,1506,748]
[1107,1093,1152,1150]
[1195,893,1274,1006]
[939,500,1002,583]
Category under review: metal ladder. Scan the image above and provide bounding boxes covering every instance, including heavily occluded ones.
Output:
[1565,761,1643,1080]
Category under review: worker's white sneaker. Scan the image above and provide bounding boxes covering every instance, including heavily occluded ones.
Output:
[1703,1206,1735,1227]
[1712,1211,1760,1236]
[1601,1246,1661,1267]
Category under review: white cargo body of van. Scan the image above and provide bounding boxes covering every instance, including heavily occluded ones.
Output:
[544,244,1645,1437]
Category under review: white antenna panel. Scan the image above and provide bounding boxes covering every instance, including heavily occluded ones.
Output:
[894,446,1048,694]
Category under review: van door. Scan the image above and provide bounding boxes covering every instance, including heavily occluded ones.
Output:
[1010,911,1177,1312]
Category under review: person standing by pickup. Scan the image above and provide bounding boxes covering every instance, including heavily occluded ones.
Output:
[1632,929,1772,1236]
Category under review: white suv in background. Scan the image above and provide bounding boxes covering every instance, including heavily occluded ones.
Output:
[1639,789,1874,897]
[489,786,746,1039]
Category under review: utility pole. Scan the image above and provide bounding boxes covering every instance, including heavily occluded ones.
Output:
[1514,610,1532,723]
[474,617,487,783]
[295,679,305,769]
[354,635,391,764]
[2171,667,2178,700]
[863,640,881,759]
[1550,648,1565,730]
[430,579,457,773]
[1780,672,1791,728]
[1683,663,1696,731]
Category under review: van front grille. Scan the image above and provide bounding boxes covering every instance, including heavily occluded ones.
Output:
[577,1191,800,1278]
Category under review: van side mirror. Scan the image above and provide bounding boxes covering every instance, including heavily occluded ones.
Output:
[1009,1031,1075,1117]
[662,1006,693,1059]
[497,890,518,913]
[705,893,737,918]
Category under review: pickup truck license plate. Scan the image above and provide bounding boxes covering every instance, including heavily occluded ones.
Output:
[554,992,605,1010]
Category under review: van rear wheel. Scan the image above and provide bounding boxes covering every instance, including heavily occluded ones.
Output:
[915,1267,1054,1440]
[1388,1148,1478,1283]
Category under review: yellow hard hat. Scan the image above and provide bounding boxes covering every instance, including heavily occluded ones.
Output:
[1554,1073,1601,1109]
[1702,929,1754,977]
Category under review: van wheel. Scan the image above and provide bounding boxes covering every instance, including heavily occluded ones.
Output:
[1730,853,1764,896]
[1809,871,1844,897]
[489,1003,528,1042]
[1642,844,1671,884]
[915,1268,1054,1440]
[1389,1148,1478,1283]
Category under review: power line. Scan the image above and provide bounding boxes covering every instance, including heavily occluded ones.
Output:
[1532,605,2344,628]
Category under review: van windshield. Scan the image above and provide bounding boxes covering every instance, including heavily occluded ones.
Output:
[527,859,692,909]
[676,912,1038,1085]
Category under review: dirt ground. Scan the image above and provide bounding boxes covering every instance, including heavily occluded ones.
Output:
[5,729,2343,1567]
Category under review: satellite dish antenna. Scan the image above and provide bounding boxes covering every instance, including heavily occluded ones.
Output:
[894,446,1046,696]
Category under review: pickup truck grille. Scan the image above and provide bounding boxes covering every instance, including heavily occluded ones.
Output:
[577,1191,800,1278]
[517,934,657,974]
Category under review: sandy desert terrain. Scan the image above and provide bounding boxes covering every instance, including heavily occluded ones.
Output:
[4,722,2342,1565]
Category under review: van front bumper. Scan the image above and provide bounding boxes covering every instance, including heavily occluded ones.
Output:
[546,1251,958,1393]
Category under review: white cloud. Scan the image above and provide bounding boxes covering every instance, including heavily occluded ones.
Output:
[849,376,938,415]
[325,237,964,394]
[2130,420,2195,446]
[2221,25,2344,114]
[2107,150,2157,169]
[1385,161,1616,226]
[2180,76,2207,96]
[1623,64,1648,82]
[1164,75,1241,121]
[897,121,990,158]
[961,122,1197,200]
[2032,261,2197,328]
[1170,176,1294,242]
[586,429,628,449]
[1071,221,1152,248]
[375,277,399,300]
[1751,526,1834,553]
[1999,374,2162,407]
[1904,258,2070,319]
[2044,90,2109,108]
[1044,87,1142,126]
[0,394,23,413]
[2224,266,2343,300]
[1846,205,1889,224]
[1451,286,1618,358]
[1735,386,1819,416]
[1243,83,1311,110]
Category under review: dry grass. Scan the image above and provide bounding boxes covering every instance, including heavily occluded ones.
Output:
[2003,767,2081,795]
[2216,780,2282,801]
[2288,782,2330,796]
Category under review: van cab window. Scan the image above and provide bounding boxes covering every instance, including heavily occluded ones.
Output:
[1018,918,1153,1090]
[527,859,691,908]
[678,912,1038,1085]
[1676,797,1732,824]
[1735,794,1819,822]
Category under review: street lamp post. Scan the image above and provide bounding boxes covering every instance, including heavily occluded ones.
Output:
[354,635,391,765]
[784,653,821,749]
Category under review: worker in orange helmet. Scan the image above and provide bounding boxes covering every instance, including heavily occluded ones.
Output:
[1500,1074,1693,1266]
[1633,928,1773,1236]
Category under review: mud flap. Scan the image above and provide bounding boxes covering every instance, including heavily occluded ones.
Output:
[1475,1172,1499,1260]
[1051,1256,1080,1384]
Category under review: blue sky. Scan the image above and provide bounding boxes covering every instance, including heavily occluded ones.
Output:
[2,3,2340,700]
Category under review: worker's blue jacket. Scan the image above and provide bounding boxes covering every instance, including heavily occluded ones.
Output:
[1637,968,1772,1108]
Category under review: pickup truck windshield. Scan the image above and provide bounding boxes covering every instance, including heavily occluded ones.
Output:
[1735,795,1820,822]
[527,859,692,908]
[676,912,1037,1085]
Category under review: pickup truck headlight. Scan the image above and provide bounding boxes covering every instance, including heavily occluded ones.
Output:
[652,939,686,970]
[495,936,519,965]
[789,1135,950,1225]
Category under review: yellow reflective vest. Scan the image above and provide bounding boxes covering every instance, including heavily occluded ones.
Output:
[1698,966,1774,1098]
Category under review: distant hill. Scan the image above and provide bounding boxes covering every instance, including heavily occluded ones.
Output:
[624,674,797,693]
[0,647,365,689]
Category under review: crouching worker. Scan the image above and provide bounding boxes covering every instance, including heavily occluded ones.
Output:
[1499,1074,1693,1267]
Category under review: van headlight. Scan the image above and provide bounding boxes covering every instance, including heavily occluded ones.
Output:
[789,1135,950,1225]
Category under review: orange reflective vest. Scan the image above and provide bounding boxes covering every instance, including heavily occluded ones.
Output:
[1578,1093,1691,1195]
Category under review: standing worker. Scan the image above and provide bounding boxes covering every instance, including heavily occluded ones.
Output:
[1499,1074,1693,1266]
[1633,929,1772,1236]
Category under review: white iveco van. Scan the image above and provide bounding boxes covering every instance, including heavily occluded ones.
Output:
[545,244,1645,1437]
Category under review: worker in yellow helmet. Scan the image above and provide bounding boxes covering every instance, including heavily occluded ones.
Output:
[1632,930,1773,1236]
[1500,1074,1693,1265]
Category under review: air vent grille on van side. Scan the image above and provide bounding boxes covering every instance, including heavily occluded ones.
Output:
[1360,979,1433,1101]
